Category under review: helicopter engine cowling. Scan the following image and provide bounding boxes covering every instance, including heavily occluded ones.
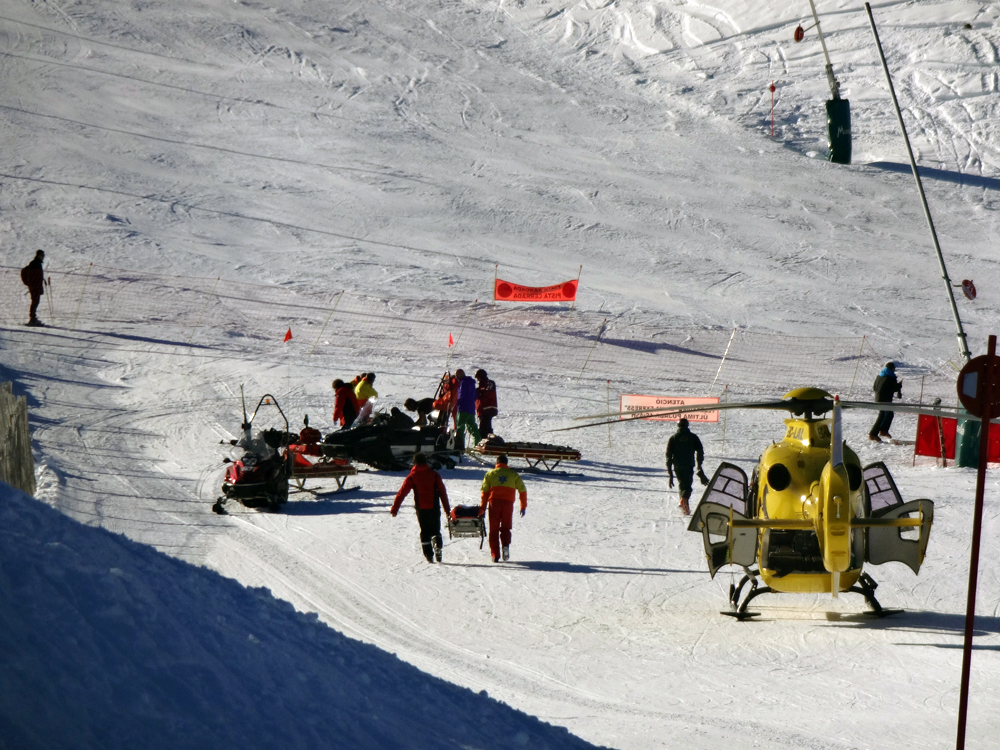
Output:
[815,461,852,573]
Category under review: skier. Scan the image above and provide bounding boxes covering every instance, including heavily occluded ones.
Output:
[479,454,527,563]
[332,379,359,429]
[454,369,480,447]
[474,369,498,438]
[20,250,46,327]
[390,452,451,563]
[868,362,902,442]
[665,418,707,516]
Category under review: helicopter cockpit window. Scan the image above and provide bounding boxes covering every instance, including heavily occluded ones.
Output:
[862,462,903,515]
[699,463,748,516]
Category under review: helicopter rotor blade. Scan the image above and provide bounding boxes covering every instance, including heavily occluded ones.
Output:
[571,400,789,422]
[554,400,790,432]
[839,400,998,423]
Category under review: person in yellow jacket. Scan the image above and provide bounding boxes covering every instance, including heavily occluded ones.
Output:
[351,372,379,427]
[479,454,527,563]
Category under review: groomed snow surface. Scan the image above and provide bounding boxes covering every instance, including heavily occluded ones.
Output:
[2,1,1000,748]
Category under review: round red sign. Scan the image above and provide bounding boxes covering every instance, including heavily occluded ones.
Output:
[957,354,1000,418]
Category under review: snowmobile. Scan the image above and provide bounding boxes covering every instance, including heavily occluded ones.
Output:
[320,406,462,471]
[212,392,295,514]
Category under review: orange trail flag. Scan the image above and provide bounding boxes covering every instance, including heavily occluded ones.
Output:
[448,333,454,347]
[283,328,293,342]
[494,278,577,302]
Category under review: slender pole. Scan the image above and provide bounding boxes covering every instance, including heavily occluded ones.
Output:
[607,380,612,448]
[577,318,607,381]
[865,3,971,363]
[309,290,345,356]
[70,263,93,331]
[570,264,582,311]
[445,299,477,371]
[491,264,498,310]
[770,83,776,137]
[955,335,995,750]
[847,334,866,399]
[807,0,841,99]
[711,327,738,392]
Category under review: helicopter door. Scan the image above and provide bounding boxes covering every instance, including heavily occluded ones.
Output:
[687,463,757,577]
[862,462,935,574]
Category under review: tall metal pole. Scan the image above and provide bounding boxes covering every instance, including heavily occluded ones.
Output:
[865,3,971,362]
[807,0,841,99]
[955,335,995,750]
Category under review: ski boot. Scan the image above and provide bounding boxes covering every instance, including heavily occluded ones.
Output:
[432,535,442,563]
[679,497,691,516]
[502,545,510,562]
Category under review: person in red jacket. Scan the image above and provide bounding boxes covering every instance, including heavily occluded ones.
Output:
[20,250,45,327]
[474,369,498,438]
[391,452,451,563]
[332,379,359,429]
[479,454,527,563]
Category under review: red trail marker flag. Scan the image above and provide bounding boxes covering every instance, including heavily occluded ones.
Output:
[283,328,293,342]
[494,278,577,302]
[448,333,454,347]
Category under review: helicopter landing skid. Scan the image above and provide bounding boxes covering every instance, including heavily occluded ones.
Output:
[847,572,903,617]
[721,569,901,620]
[721,569,769,620]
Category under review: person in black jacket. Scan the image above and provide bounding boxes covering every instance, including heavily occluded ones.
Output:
[869,362,903,441]
[665,418,707,515]
[20,250,45,326]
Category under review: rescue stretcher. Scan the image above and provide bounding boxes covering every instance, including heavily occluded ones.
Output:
[447,505,486,548]
[287,443,359,491]
[469,438,582,472]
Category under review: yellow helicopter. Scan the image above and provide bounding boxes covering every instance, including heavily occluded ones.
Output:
[563,387,970,619]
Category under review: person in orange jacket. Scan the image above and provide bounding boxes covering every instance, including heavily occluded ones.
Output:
[479,454,527,563]
[391,452,451,563]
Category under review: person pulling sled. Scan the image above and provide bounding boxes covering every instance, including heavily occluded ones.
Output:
[391,452,451,563]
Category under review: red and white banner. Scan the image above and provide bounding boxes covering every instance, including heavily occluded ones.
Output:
[619,395,720,422]
[494,278,577,302]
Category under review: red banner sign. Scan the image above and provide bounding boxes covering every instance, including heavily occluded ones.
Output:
[619,395,720,422]
[915,414,1000,461]
[494,278,577,302]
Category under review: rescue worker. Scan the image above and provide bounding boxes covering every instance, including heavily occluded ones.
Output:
[403,397,435,426]
[432,371,458,430]
[20,250,45,327]
[474,369,498,438]
[479,454,527,563]
[332,379,359,429]
[869,362,902,442]
[390,452,451,563]
[354,372,378,408]
[454,369,480,447]
[351,372,378,427]
[665,418,707,516]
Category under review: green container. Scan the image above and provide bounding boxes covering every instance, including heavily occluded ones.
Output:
[826,98,852,165]
[956,413,981,468]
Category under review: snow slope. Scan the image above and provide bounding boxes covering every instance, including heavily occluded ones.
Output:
[2,0,1000,748]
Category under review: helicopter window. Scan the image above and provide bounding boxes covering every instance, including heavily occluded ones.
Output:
[705,513,729,545]
[766,463,792,492]
[701,464,748,516]
[863,462,903,514]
